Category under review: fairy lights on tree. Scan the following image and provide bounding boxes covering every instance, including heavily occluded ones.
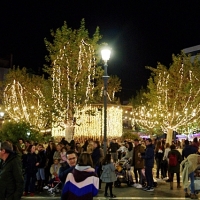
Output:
[133,53,200,143]
[2,67,51,130]
[4,80,49,130]
[2,20,122,139]
[44,19,102,130]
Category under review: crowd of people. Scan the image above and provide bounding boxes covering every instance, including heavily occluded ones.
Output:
[0,136,200,199]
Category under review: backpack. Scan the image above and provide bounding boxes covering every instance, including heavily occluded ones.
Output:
[169,153,178,166]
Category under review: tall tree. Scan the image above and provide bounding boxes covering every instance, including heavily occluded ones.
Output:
[2,67,52,130]
[44,19,121,128]
[133,53,200,143]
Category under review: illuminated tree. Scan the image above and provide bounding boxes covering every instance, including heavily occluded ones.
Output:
[133,53,200,143]
[2,67,52,130]
[94,75,122,103]
[44,19,121,128]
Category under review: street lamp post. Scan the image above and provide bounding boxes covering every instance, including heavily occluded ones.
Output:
[101,48,111,156]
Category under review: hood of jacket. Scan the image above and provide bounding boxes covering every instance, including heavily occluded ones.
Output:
[73,165,95,182]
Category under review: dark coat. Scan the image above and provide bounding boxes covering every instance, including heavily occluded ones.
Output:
[23,152,39,174]
[46,146,56,168]
[0,153,24,200]
[132,144,145,168]
[109,142,119,153]
[142,144,154,168]
[37,150,47,168]
[182,145,197,159]
[91,147,101,167]
[155,146,164,160]
[168,149,182,173]
[59,163,74,185]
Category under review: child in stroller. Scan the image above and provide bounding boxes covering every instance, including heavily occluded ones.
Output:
[114,158,134,187]
[43,158,62,196]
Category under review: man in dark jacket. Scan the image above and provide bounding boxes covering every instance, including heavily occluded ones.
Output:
[182,139,197,159]
[141,138,154,192]
[0,141,24,200]
[59,150,77,187]
[36,144,47,192]
[108,139,119,163]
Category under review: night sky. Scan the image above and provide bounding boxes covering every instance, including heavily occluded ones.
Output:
[1,1,200,101]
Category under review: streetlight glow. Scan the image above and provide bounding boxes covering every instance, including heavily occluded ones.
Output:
[0,112,4,118]
[101,49,111,61]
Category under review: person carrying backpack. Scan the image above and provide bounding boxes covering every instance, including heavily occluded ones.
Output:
[168,144,182,190]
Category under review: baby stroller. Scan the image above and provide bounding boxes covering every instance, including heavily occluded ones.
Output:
[47,177,62,197]
[114,159,133,187]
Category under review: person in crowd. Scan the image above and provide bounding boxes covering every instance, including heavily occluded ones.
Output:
[70,140,76,151]
[66,143,71,151]
[108,139,119,163]
[43,158,61,190]
[45,141,57,184]
[168,144,182,190]
[53,143,62,160]
[59,150,78,186]
[100,154,117,198]
[0,141,24,200]
[141,138,155,192]
[117,143,127,160]
[132,139,145,188]
[36,144,47,193]
[18,138,25,154]
[87,140,94,154]
[155,140,165,179]
[60,146,68,163]
[162,142,171,180]
[75,142,83,157]
[181,153,200,199]
[182,139,197,160]
[61,152,99,200]
[60,137,68,146]
[82,140,89,152]
[123,141,133,160]
[192,137,199,152]
[24,140,31,153]
[91,140,103,189]
[23,144,39,196]
[91,141,101,172]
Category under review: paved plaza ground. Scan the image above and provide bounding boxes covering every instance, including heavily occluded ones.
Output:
[21,179,194,200]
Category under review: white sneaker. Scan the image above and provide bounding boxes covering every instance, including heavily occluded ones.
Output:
[48,188,53,192]
[136,184,142,189]
[132,183,139,187]
[43,186,49,189]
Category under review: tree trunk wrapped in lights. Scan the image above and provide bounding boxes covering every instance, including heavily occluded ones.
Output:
[45,19,122,137]
[132,53,200,143]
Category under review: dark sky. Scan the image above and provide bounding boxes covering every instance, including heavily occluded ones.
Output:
[1,1,200,101]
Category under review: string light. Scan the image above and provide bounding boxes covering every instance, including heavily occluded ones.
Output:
[51,105,123,140]
[4,80,48,129]
[133,57,200,137]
